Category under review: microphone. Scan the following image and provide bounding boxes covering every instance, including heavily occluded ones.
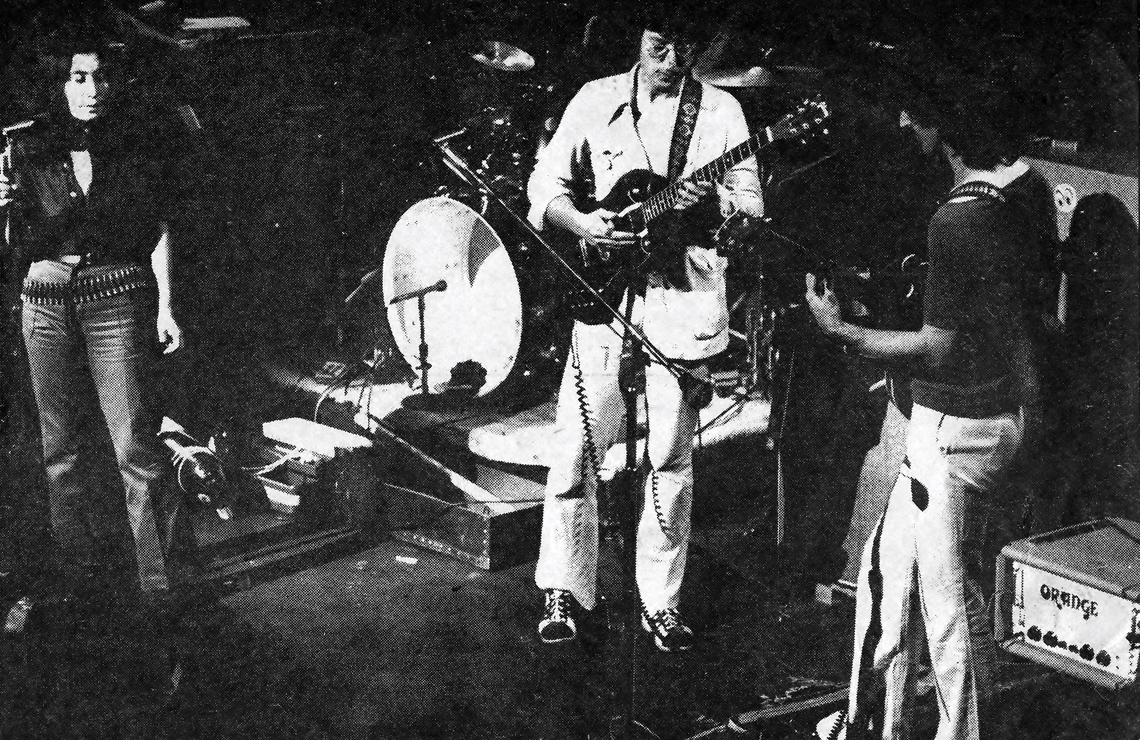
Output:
[343,266,384,306]
[2,115,47,187]
[2,113,49,138]
[389,279,447,305]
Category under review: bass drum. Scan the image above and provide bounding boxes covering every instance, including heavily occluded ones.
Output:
[382,196,568,404]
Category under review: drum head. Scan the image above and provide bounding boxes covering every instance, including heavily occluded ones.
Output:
[383,197,523,396]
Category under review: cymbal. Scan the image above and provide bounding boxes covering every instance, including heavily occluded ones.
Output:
[774,64,823,79]
[472,41,535,72]
[693,65,821,88]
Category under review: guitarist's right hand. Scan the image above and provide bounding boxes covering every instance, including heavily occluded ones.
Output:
[575,208,637,261]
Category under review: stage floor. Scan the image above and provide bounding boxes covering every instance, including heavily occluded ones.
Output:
[3,452,1137,739]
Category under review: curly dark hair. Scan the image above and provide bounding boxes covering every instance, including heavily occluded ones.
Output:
[932,80,1023,170]
[631,0,722,46]
[27,14,119,119]
[871,40,1027,170]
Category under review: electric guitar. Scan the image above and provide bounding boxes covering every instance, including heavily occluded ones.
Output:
[565,97,830,321]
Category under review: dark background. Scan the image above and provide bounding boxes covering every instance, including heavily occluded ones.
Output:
[0,3,1136,738]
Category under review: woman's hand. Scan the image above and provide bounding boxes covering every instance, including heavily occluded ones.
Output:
[0,172,18,209]
[157,308,183,354]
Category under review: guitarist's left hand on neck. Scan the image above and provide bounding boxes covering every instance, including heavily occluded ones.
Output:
[673,178,712,211]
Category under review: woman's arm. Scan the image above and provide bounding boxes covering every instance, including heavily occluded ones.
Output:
[151,221,182,353]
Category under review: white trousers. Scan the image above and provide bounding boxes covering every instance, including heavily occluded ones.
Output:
[534,320,699,613]
[846,404,1023,740]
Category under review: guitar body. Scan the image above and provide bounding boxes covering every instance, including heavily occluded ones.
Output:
[597,168,720,250]
[565,169,718,323]
[594,169,667,236]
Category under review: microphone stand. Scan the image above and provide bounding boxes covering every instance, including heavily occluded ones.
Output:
[414,295,430,396]
[1,131,32,436]
[432,134,666,740]
[612,281,657,740]
[386,280,448,397]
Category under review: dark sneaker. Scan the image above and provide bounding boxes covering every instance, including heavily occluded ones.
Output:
[538,589,578,644]
[640,605,694,652]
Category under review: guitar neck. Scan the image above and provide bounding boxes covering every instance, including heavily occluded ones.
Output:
[640,128,773,224]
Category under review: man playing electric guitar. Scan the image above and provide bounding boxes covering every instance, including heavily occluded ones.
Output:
[527,3,763,652]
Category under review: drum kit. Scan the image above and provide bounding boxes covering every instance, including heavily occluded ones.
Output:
[375,38,822,408]
[375,39,561,406]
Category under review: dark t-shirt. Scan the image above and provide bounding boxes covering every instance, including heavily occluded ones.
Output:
[911,169,1055,418]
[11,121,175,269]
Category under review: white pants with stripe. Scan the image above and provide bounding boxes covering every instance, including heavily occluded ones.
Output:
[534,319,699,613]
[846,403,1023,740]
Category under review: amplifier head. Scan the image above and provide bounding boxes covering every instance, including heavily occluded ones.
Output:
[995,518,1140,690]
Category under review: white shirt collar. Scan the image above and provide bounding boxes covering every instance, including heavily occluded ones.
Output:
[959,158,1030,189]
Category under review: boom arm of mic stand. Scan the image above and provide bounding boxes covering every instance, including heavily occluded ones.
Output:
[434,139,682,379]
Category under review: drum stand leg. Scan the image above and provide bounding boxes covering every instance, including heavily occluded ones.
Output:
[728,271,775,400]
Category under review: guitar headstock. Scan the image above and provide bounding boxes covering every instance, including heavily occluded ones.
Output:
[768,96,830,145]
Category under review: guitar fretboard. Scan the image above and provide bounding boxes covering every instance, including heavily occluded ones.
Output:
[640,128,773,223]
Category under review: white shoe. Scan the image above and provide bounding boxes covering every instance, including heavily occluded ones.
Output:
[3,596,33,635]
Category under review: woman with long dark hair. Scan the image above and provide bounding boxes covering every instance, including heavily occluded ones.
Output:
[0,21,194,628]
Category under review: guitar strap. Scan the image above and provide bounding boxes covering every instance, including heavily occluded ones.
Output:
[666,75,703,182]
[945,180,1006,204]
[654,76,705,291]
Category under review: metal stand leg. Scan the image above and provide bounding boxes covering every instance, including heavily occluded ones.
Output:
[416,295,430,395]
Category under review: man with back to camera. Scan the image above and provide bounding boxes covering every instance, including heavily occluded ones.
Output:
[527,2,764,652]
[807,77,1055,740]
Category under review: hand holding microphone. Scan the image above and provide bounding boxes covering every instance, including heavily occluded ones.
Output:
[0,152,16,209]
[1,115,48,209]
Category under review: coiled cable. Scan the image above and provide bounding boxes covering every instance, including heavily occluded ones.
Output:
[571,338,603,488]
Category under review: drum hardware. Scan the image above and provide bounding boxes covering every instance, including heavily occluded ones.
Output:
[434,106,531,208]
[344,266,385,307]
[713,211,774,399]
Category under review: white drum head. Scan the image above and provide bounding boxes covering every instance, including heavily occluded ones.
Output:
[382,197,523,396]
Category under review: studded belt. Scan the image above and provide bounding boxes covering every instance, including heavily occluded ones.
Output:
[21,264,155,306]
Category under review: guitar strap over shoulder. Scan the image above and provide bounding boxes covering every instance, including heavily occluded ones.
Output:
[944,180,1006,205]
[666,76,703,182]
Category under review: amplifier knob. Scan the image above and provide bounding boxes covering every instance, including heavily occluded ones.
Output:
[1043,631,1059,647]
[1096,650,1112,667]
[1079,644,1095,661]
[1027,626,1042,641]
